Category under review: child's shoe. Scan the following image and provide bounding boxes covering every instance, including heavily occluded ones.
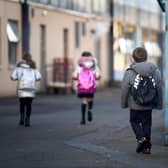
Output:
[136,141,144,153]
[143,148,151,154]
[136,138,146,153]
[142,140,152,154]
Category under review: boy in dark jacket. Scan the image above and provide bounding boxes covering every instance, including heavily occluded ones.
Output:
[121,47,163,154]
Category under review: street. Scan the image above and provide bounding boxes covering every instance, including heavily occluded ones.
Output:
[0,88,168,168]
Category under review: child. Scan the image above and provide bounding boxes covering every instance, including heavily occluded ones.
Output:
[11,53,41,127]
[121,47,163,154]
[73,51,100,125]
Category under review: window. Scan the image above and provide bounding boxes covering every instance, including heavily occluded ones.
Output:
[91,0,94,13]
[60,0,67,8]
[63,28,69,57]
[67,0,74,9]
[85,0,92,13]
[82,23,86,36]
[75,22,80,48]
[39,0,49,4]
[41,0,60,6]
[50,0,60,6]
[7,20,19,65]
[99,0,107,15]
[92,0,100,14]
[46,0,51,4]
[73,0,78,10]
[40,25,46,91]
[78,0,85,12]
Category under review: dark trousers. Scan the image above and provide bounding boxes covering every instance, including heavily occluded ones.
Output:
[19,98,33,119]
[130,109,152,142]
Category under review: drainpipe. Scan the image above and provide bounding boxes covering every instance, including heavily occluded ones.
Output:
[108,0,114,86]
[21,0,30,54]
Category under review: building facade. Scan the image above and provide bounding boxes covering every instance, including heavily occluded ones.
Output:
[0,0,164,96]
[113,0,163,80]
[0,0,110,96]
[0,0,22,96]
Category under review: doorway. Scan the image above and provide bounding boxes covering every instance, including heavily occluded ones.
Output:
[40,25,46,92]
[63,28,69,58]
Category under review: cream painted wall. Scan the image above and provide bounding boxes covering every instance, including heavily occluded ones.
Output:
[0,2,110,96]
[0,0,21,96]
[100,32,109,84]
[29,5,110,88]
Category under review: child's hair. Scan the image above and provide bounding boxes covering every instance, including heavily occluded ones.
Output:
[81,51,92,57]
[132,47,147,63]
[23,52,36,69]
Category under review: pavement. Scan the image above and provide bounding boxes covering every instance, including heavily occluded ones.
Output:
[0,87,168,168]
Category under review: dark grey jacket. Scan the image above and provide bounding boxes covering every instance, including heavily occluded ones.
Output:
[121,61,163,110]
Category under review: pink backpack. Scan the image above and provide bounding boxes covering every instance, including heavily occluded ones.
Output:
[77,67,96,93]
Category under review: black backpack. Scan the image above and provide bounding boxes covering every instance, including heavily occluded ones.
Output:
[128,68,157,106]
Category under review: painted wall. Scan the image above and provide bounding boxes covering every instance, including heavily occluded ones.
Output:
[0,1,109,96]
[0,0,21,96]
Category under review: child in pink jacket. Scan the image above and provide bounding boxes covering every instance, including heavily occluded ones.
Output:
[73,51,100,125]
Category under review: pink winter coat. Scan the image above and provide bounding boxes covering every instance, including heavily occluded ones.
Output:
[73,56,101,93]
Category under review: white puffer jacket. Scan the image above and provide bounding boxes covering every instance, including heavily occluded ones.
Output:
[11,63,41,98]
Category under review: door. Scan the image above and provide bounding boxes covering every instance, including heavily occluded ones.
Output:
[63,28,69,58]
[40,25,46,92]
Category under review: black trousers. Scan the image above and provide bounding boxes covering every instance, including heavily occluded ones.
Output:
[19,98,33,118]
[130,109,152,141]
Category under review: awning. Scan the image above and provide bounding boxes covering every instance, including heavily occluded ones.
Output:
[7,21,19,43]
[144,41,161,57]
[119,38,135,55]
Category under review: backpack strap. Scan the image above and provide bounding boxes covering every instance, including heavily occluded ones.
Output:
[126,67,156,77]
[126,67,138,74]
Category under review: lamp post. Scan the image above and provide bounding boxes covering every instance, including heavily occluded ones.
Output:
[157,0,168,145]
[108,0,114,86]
[164,0,168,145]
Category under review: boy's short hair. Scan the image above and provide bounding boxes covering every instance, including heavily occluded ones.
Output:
[132,47,147,63]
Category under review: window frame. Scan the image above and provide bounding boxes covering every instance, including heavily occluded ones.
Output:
[7,19,19,65]
[63,28,69,57]
[82,22,86,36]
[75,22,80,48]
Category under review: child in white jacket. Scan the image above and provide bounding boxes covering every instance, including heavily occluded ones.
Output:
[11,53,41,127]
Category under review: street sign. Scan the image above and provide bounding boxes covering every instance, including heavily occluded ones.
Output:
[157,0,166,12]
